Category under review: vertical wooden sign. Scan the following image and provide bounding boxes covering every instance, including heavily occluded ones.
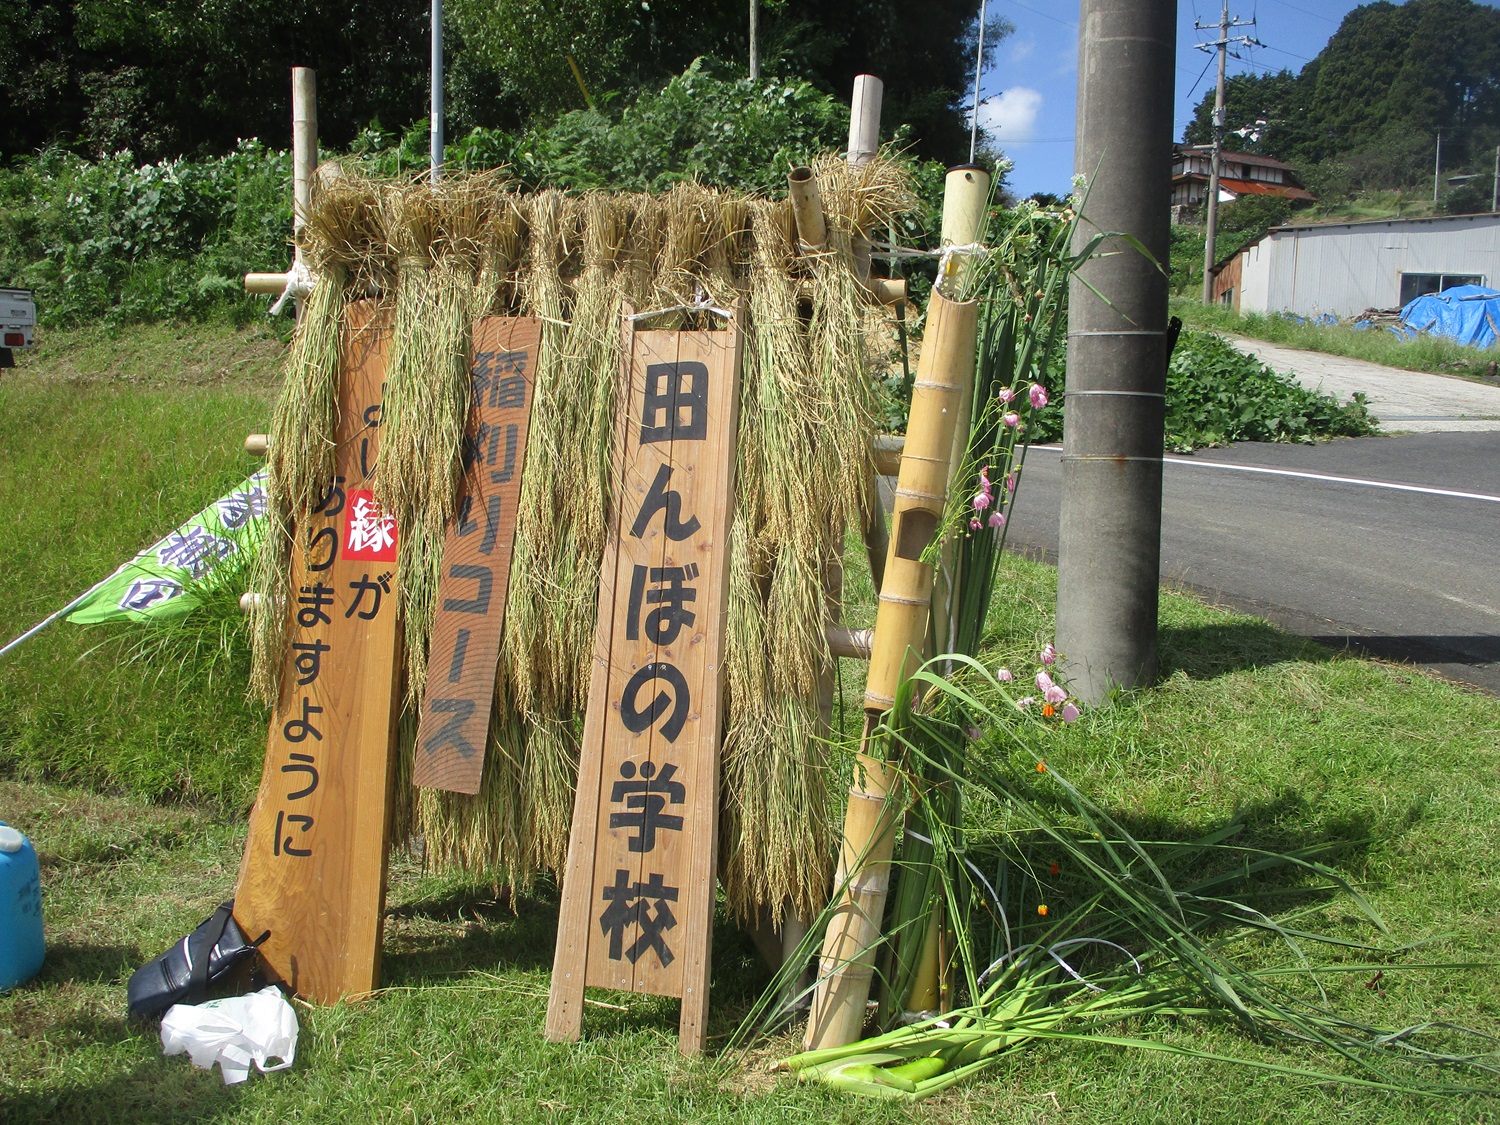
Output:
[414,318,538,794]
[546,311,742,1054]
[235,300,402,1004]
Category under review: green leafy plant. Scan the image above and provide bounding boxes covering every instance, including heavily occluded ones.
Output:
[765,656,1500,1101]
[1164,329,1376,450]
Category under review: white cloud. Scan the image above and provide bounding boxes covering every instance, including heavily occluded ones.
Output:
[1008,37,1037,64]
[976,87,1044,144]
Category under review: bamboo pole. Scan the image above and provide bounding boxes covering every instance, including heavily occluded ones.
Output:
[907,164,990,1019]
[292,68,318,249]
[930,164,990,667]
[787,167,827,250]
[804,290,979,1050]
[847,75,884,168]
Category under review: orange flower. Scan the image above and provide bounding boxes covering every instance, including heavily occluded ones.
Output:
[1042,702,1056,717]
[1036,760,1047,773]
[1037,904,1049,917]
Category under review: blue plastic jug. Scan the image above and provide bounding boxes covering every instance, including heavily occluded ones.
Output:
[0,821,44,991]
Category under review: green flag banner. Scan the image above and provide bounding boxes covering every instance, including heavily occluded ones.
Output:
[62,471,269,625]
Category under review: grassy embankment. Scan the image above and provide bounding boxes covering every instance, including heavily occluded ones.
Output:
[1,324,1497,1124]
[1174,297,1500,383]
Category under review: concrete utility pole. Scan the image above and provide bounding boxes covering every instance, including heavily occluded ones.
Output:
[1434,129,1442,205]
[431,0,444,183]
[1055,0,1175,704]
[1197,0,1258,304]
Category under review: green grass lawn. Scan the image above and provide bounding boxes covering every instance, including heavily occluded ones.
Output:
[2,325,1498,1123]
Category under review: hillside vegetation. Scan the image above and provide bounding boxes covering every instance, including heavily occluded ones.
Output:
[1184,0,1500,213]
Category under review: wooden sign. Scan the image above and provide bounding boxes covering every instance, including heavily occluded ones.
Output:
[546,310,742,1054]
[414,317,538,794]
[235,299,402,1004]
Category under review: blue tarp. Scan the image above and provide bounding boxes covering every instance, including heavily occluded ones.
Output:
[1398,284,1500,348]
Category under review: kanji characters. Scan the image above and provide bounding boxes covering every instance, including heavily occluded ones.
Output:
[156,526,235,579]
[608,760,686,852]
[598,869,679,967]
[118,577,182,612]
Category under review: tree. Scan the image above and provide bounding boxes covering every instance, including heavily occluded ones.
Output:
[449,0,1011,161]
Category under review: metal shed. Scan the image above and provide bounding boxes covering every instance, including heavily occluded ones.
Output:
[1212,213,1500,318]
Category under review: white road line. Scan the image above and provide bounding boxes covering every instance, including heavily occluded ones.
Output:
[1161,457,1500,503]
[1028,445,1500,503]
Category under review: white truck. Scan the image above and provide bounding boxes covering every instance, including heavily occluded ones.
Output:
[1,287,37,369]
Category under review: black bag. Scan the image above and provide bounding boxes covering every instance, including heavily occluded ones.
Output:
[127,901,268,1020]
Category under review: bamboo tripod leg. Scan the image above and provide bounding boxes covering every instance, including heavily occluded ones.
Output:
[804,720,902,1047]
[805,291,978,1051]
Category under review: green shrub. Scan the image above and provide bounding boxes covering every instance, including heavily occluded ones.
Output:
[0,140,293,329]
[1163,328,1376,449]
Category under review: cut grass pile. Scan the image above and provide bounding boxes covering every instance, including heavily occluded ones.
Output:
[1174,297,1500,383]
[2,325,1498,1123]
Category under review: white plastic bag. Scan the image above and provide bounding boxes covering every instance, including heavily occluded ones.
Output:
[160,985,299,1084]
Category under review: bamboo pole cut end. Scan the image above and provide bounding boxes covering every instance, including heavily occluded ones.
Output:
[787,166,828,251]
[245,433,270,456]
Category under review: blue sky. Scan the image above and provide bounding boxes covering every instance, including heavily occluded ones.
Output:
[967,0,1422,199]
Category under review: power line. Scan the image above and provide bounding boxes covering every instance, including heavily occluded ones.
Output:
[997,0,1075,28]
[1260,0,1339,24]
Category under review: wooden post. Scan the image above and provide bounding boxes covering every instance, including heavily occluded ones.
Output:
[805,291,979,1049]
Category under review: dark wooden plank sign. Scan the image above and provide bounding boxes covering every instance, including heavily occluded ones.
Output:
[414,317,539,794]
[546,310,743,1054]
[235,299,402,1004]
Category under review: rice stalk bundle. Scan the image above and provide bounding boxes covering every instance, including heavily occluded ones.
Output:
[501,189,568,718]
[416,680,528,881]
[252,165,915,921]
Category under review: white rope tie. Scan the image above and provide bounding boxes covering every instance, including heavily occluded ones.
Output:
[626,289,734,323]
[268,258,314,317]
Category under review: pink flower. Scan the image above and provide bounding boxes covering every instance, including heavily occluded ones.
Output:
[979,466,992,489]
[969,517,982,530]
[1029,383,1050,409]
[1040,643,1057,666]
[964,725,983,741]
[996,667,1013,682]
[1044,684,1068,705]
[988,510,1005,529]
[1015,696,1036,710]
[998,387,1017,404]
[971,490,992,511]
[1003,412,1020,428]
[1036,670,1055,694]
[1005,473,1016,493]
[1061,703,1080,723]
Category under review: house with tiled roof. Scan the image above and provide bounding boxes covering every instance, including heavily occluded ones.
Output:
[1171,145,1315,215]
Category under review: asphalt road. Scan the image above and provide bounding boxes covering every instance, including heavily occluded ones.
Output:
[1005,433,1500,694]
